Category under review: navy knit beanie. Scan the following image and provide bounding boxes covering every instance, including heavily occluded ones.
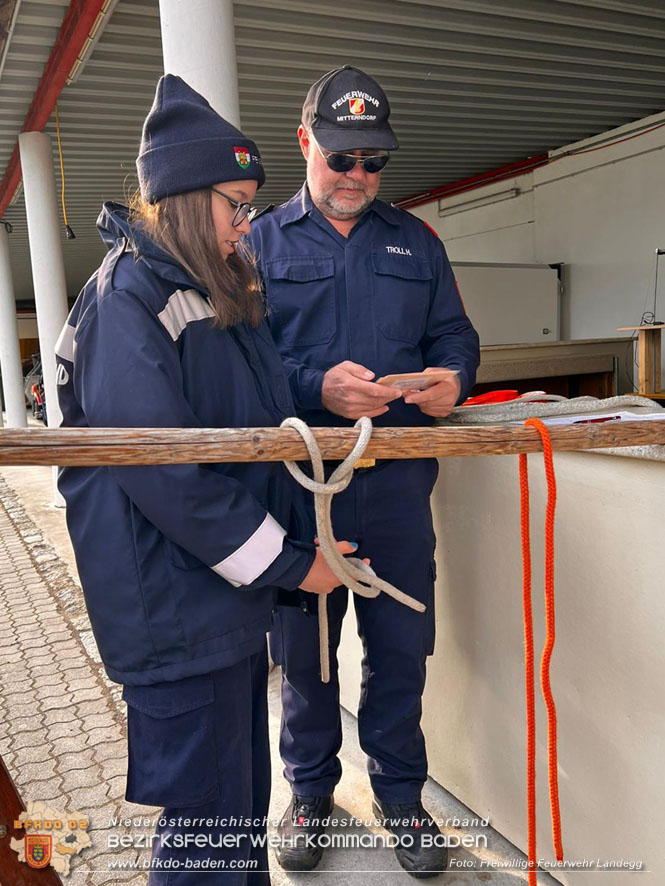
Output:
[136,74,265,203]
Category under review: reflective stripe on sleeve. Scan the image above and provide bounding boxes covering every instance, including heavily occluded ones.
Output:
[158,289,215,341]
[211,514,287,587]
[55,323,76,362]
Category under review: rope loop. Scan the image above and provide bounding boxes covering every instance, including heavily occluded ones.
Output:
[280,416,425,682]
[281,416,371,495]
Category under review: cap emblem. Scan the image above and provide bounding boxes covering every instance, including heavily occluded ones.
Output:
[234,146,250,169]
[349,98,365,115]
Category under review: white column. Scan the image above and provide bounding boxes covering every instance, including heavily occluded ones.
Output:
[19,131,70,504]
[0,224,27,427]
[159,0,241,127]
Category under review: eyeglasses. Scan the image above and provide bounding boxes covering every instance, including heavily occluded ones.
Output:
[210,188,257,226]
[314,140,390,174]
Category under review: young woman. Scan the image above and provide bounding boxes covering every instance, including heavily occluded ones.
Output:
[55,74,354,884]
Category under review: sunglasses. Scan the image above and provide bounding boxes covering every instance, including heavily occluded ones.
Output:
[210,188,258,226]
[314,141,390,174]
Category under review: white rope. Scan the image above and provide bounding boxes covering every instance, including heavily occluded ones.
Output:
[281,416,425,683]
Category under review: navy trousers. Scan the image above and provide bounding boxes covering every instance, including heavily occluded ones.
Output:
[270,458,439,804]
[123,645,271,885]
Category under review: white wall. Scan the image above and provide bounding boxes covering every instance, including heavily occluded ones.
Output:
[415,178,536,265]
[410,110,665,347]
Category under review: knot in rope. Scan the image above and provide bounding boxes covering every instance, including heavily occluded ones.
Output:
[280,416,425,682]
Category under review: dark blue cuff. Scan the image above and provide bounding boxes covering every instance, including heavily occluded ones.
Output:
[297,369,326,411]
[244,538,316,592]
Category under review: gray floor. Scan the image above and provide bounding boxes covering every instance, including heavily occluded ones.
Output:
[0,454,555,884]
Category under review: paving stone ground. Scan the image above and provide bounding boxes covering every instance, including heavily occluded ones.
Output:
[0,475,155,884]
[0,470,551,886]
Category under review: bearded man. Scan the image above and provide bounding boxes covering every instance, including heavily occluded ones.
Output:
[248,65,480,878]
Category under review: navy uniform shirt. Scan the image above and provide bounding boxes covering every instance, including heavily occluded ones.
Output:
[248,184,480,428]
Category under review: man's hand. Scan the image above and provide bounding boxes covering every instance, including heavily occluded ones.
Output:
[403,368,461,417]
[322,361,402,419]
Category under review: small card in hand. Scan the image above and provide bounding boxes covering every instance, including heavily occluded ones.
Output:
[376,369,458,392]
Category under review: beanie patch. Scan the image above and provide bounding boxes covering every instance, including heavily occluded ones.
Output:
[234,147,251,169]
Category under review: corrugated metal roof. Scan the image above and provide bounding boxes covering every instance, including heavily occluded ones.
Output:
[2,0,665,303]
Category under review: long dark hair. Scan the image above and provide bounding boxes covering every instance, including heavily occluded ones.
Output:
[128,188,264,329]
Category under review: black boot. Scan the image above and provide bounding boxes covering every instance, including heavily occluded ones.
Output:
[275,794,334,871]
[372,796,448,878]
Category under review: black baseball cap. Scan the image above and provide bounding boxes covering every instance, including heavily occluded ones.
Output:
[301,65,399,152]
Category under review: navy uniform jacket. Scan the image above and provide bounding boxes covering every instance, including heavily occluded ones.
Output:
[248,184,480,428]
[56,202,314,686]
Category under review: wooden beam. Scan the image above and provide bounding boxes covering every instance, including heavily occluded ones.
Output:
[641,330,654,395]
[0,422,663,467]
[618,326,664,396]
[654,332,662,395]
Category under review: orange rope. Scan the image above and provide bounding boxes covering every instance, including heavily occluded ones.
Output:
[519,444,537,884]
[519,417,564,884]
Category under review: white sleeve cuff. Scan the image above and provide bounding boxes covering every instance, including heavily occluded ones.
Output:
[211,513,287,587]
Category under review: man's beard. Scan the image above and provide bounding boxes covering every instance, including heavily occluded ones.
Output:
[313,182,375,220]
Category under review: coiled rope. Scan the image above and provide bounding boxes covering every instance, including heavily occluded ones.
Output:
[280,416,425,683]
[520,418,564,883]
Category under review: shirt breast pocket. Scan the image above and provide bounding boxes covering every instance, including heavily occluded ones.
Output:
[265,255,336,347]
[372,250,432,345]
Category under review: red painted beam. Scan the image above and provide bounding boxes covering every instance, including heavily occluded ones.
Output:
[395,153,550,211]
[0,0,107,220]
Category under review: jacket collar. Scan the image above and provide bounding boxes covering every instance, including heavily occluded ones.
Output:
[370,198,402,227]
[279,183,400,228]
[97,201,208,295]
[278,184,312,227]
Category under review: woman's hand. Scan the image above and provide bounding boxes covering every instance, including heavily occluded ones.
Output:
[299,541,368,595]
